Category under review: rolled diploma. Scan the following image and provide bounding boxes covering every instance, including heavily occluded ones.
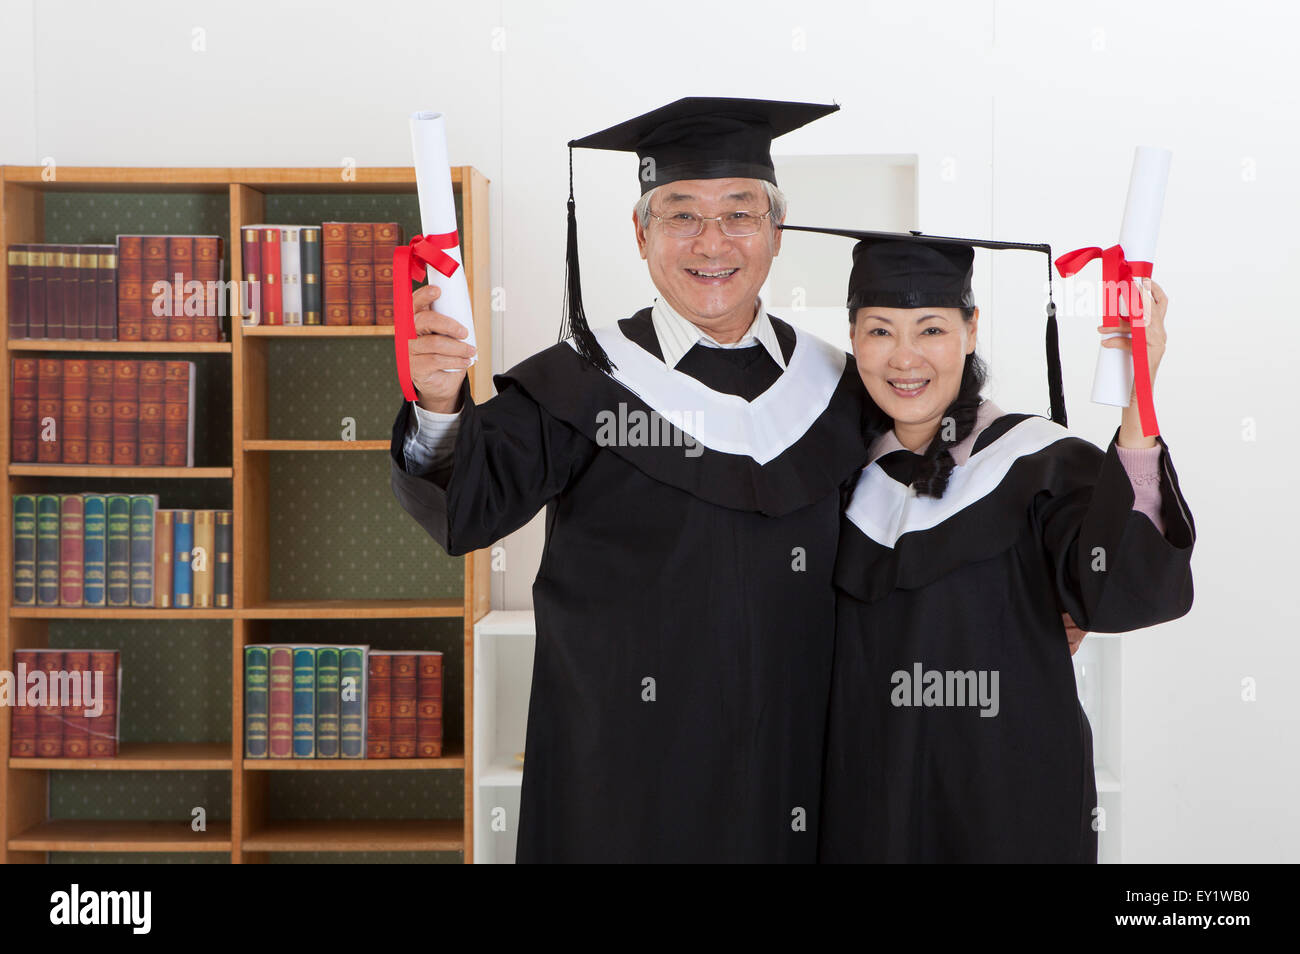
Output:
[410,111,478,369]
[1091,145,1171,407]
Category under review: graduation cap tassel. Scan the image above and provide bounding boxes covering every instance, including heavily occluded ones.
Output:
[560,144,615,373]
[1044,252,1067,427]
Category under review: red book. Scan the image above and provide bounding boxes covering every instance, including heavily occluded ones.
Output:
[10,356,39,462]
[268,647,293,758]
[112,359,139,466]
[96,244,117,339]
[116,236,143,340]
[44,245,66,338]
[261,228,282,325]
[391,653,417,757]
[137,360,165,466]
[8,244,30,338]
[366,652,392,759]
[164,361,194,467]
[140,235,169,341]
[240,227,261,326]
[10,650,38,756]
[35,650,64,757]
[346,223,374,325]
[87,359,115,465]
[193,236,222,341]
[60,358,89,464]
[76,246,98,339]
[62,651,91,757]
[322,222,349,325]
[36,357,62,463]
[416,651,443,758]
[88,650,120,757]
[373,222,400,325]
[165,236,193,342]
[59,495,84,606]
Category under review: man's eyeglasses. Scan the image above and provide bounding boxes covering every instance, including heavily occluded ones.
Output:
[646,208,774,238]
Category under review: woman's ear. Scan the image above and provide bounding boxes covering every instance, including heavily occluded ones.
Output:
[966,306,980,354]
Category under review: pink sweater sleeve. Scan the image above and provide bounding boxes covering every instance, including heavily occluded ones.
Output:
[1115,444,1165,535]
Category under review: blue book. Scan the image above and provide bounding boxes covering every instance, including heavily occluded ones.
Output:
[171,509,194,608]
[315,647,341,759]
[244,646,270,759]
[293,647,317,758]
[11,494,37,606]
[81,494,107,607]
[339,645,368,759]
[35,494,61,606]
[105,494,132,607]
[129,494,158,607]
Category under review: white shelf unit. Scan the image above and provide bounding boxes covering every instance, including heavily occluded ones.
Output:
[1073,634,1125,863]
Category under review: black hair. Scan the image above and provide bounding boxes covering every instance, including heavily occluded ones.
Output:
[849,305,984,499]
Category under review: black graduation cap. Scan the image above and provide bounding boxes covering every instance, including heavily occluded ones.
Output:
[780,226,1066,426]
[561,97,840,373]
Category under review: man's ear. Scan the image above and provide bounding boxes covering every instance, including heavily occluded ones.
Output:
[966,306,980,354]
[772,215,784,256]
[633,208,647,259]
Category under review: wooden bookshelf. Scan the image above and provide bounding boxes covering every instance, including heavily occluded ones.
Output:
[0,165,492,863]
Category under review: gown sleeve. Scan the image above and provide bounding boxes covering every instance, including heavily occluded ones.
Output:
[1032,428,1196,634]
[388,376,597,556]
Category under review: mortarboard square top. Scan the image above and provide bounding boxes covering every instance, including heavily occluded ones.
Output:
[570,97,839,194]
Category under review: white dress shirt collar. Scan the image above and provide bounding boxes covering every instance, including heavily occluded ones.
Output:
[649,295,788,371]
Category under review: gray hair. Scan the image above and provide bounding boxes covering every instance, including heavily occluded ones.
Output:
[635,179,787,232]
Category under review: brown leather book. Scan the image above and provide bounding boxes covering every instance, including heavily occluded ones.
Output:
[62,651,91,757]
[59,496,84,607]
[192,510,214,608]
[347,223,374,325]
[36,358,62,462]
[60,245,78,337]
[10,356,39,462]
[165,236,193,342]
[194,236,222,340]
[154,510,174,607]
[138,360,166,466]
[240,226,262,326]
[76,246,98,339]
[8,244,30,338]
[366,651,392,758]
[112,359,139,466]
[88,359,115,464]
[28,246,48,337]
[43,245,65,338]
[322,222,349,324]
[96,244,117,339]
[116,236,143,340]
[415,651,443,758]
[60,358,89,464]
[10,650,38,756]
[373,222,400,325]
[390,653,417,757]
[141,235,169,341]
[88,650,119,757]
[164,361,194,467]
[35,650,64,757]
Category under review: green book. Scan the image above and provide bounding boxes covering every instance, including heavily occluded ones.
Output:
[244,646,269,758]
[105,494,132,607]
[81,494,107,608]
[35,494,60,606]
[11,494,37,606]
[315,647,341,759]
[339,645,367,759]
[292,647,316,758]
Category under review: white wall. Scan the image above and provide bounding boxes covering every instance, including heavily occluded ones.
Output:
[3,0,1295,863]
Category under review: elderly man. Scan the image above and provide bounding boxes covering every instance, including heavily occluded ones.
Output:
[388,97,881,862]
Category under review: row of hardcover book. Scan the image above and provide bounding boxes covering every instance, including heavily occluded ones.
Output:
[239,222,401,327]
[12,494,232,609]
[244,646,443,759]
[6,236,226,342]
[7,650,122,758]
[10,357,197,466]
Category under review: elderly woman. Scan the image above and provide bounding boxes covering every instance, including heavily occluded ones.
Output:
[793,228,1196,863]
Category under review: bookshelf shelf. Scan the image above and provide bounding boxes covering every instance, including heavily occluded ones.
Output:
[6,340,232,353]
[239,599,463,619]
[1,164,492,864]
[10,607,236,619]
[10,742,231,771]
[244,741,464,771]
[8,819,233,852]
[7,465,234,478]
[241,818,461,852]
[242,440,389,452]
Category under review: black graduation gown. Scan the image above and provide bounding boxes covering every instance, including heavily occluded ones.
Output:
[820,412,1196,863]
[389,308,881,862]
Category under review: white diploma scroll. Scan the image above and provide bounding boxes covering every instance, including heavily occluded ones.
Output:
[409,111,478,368]
[1091,145,1171,407]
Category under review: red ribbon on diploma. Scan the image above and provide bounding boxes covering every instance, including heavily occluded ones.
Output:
[392,232,462,402]
[1054,243,1160,437]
